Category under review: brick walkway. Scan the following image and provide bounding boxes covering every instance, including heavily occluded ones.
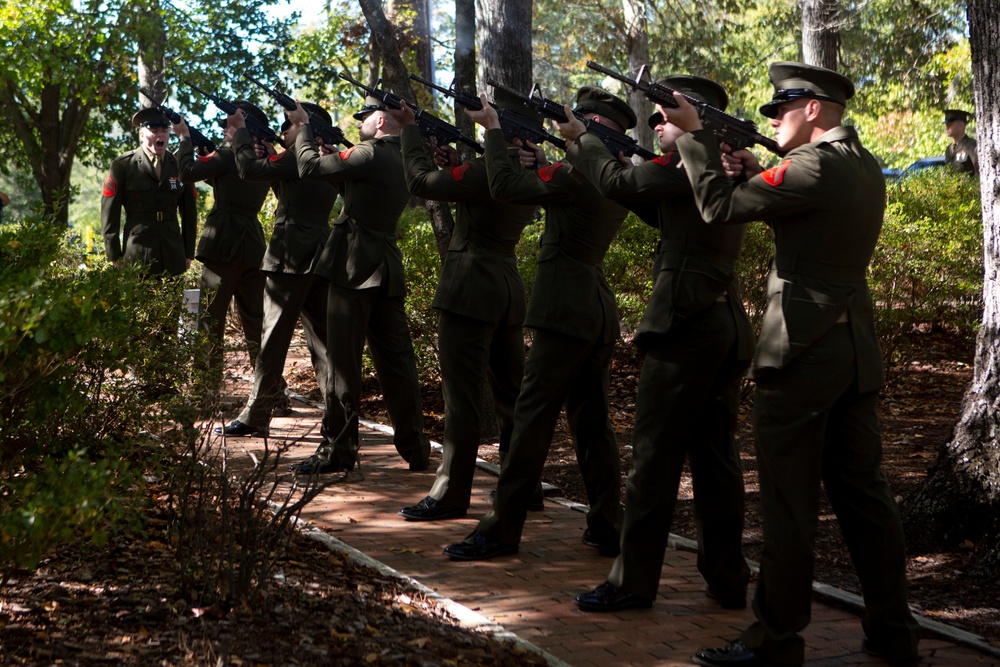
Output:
[218,362,1000,667]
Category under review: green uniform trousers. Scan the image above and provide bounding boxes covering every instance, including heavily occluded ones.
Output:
[320,282,429,467]
[609,301,749,601]
[429,310,524,509]
[478,328,622,545]
[197,238,266,386]
[741,323,919,665]
[238,272,329,431]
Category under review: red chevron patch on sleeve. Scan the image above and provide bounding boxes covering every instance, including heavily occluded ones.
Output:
[197,152,217,162]
[102,174,117,198]
[652,151,678,167]
[451,164,472,181]
[268,152,287,162]
[339,146,358,160]
[537,163,562,182]
[762,159,792,186]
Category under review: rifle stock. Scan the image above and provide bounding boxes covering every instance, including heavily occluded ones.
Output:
[487,79,657,161]
[183,80,285,149]
[586,61,782,156]
[139,89,216,154]
[243,74,353,148]
[410,74,566,151]
[338,72,483,153]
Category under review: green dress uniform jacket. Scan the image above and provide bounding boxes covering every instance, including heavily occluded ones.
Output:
[295,126,430,470]
[176,138,269,264]
[475,127,627,547]
[945,134,979,176]
[175,138,272,382]
[567,131,753,602]
[101,148,197,275]
[677,125,919,665]
[400,124,535,508]
[230,128,339,431]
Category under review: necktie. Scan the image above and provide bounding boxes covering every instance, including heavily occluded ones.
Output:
[151,155,161,179]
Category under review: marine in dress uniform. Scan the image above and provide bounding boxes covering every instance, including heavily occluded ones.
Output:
[665,62,920,667]
[388,93,539,521]
[943,109,979,177]
[102,107,197,276]
[173,102,273,389]
[562,76,754,613]
[215,103,338,437]
[287,97,431,474]
[443,87,633,561]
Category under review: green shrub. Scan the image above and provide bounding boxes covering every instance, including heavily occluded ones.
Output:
[870,169,982,364]
[398,207,442,381]
[0,215,200,578]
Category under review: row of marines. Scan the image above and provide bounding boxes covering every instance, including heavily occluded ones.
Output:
[101,61,921,667]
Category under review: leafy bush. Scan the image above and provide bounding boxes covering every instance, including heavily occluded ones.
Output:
[0,214,198,577]
[870,169,982,364]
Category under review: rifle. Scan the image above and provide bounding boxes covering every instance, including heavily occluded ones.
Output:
[243,74,353,148]
[409,74,567,151]
[336,72,483,154]
[487,79,657,161]
[586,61,782,156]
[182,80,285,149]
[139,89,216,154]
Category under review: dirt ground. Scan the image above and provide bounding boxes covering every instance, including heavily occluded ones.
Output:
[1,327,997,666]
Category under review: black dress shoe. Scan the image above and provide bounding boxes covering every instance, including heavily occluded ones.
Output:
[214,419,263,437]
[573,581,652,612]
[289,454,353,475]
[706,587,748,610]
[583,529,620,556]
[408,455,430,472]
[489,488,544,512]
[399,496,467,521]
[862,638,921,666]
[693,641,768,666]
[443,531,518,561]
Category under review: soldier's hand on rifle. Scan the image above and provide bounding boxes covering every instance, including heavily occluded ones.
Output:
[172,116,190,139]
[659,95,701,133]
[720,143,762,181]
[515,139,547,169]
[254,139,275,159]
[386,100,417,127]
[286,100,308,127]
[464,94,500,130]
[433,141,460,169]
[227,109,246,130]
[553,104,587,144]
[317,138,334,156]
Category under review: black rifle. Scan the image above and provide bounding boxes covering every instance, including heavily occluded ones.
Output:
[139,89,216,154]
[586,61,782,156]
[182,80,285,149]
[337,72,483,154]
[409,74,567,151]
[243,74,353,148]
[487,79,657,161]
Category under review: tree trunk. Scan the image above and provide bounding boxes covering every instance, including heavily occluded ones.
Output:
[901,0,1000,574]
[136,0,167,105]
[453,0,478,162]
[477,0,532,92]
[801,0,840,70]
[358,0,455,259]
[622,0,654,156]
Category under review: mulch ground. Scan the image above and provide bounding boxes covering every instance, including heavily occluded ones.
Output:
[1,326,997,665]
